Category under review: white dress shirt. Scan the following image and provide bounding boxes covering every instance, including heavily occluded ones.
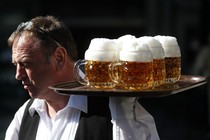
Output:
[109,97,160,140]
[5,95,159,140]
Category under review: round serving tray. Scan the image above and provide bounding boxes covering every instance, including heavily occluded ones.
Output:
[49,75,208,97]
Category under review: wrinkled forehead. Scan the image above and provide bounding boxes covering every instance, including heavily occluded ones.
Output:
[12,32,39,51]
[11,33,45,63]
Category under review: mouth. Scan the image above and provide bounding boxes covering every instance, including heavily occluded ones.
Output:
[23,84,31,90]
[22,82,32,90]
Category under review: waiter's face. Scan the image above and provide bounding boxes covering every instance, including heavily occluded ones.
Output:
[12,34,58,99]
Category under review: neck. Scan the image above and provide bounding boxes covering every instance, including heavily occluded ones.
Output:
[45,60,74,118]
[45,94,70,118]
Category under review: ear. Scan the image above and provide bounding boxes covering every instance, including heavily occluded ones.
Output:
[54,47,67,69]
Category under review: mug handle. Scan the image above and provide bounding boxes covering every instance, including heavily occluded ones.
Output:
[73,59,87,85]
[108,62,121,84]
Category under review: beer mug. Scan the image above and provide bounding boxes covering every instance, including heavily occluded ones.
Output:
[155,35,181,84]
[138,36,166,87]
[73,38,118,89]
[109,40,154,90]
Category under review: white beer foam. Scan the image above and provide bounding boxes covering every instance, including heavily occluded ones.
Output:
[154,35,181,57]
[120,39,153,62]
[85,38,118,61]
[117,34,136,42]
[138,36,165,59]
[115,34,136,51]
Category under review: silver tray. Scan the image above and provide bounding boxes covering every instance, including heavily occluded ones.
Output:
[49,75,208,97]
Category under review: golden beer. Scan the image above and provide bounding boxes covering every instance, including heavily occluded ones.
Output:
[85,60,115,88]
[74,38,119,89]
[165,57,181,83]
[111,61,154,90]
[154,35,181,84]
[153,59,166,86]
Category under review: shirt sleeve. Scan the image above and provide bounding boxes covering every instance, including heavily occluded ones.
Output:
[109,97,160,140]
[4,99,30,140]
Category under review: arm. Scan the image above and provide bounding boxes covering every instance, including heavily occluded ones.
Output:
[109,97,160,140]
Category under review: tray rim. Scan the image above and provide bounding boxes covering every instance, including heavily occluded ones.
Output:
[49,75,208,97]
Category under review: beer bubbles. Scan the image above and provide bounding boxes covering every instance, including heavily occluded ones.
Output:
[109,37,154,90]
[154,35,181,83]
[74,34,182,90]
[138,36,166,87]
[74,38,119,89]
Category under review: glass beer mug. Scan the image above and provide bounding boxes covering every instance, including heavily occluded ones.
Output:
[109,40,154,90]
[138,36,166,87]
[155,35,181,84]
[74,38,118,89]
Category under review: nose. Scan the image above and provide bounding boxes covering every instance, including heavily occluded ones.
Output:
[15,64,26,80]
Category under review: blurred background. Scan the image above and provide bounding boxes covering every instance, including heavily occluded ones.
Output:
[0,0,210,139]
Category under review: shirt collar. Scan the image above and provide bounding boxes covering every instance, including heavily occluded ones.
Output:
[28,95,87,116]
[67,95,87,113]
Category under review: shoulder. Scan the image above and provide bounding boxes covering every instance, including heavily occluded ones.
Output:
[4,99,31,140]
[13,99,32,123]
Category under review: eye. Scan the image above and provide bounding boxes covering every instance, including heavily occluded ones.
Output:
[13,63,17,67]
[13,62,33,69]
[21,62,32,69]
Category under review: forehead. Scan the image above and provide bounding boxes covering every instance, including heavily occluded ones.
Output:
[12,33,39,52]
[12,33,44,60]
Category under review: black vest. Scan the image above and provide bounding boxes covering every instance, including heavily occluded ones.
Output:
[18,96,113,140]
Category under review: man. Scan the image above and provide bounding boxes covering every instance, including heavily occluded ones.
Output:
[5,15,159,140]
